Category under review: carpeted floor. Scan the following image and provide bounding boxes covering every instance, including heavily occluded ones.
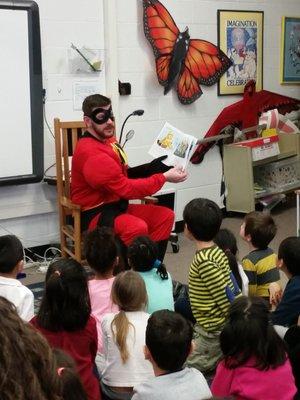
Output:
[27,281,44,313]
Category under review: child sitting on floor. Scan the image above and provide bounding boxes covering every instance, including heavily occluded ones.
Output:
[0,234,34,321]
[284,320,300,399]
[271,236,300,327]
[84,227,119,368]
[183,198,240,374]
[211,296,297,400]
[101,270,154,399]
[132,309,211,400]
[128,236,174,314]
[31,258,100,400]
[53,348,88,400]
[0,296,61,400]
[240,211,281,302]
[214,228,249,295]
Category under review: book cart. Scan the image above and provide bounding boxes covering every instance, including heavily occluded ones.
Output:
[223,133,300,213]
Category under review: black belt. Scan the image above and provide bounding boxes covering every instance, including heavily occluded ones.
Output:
[81,199,129,231]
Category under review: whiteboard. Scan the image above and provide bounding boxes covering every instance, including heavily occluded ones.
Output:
[0,1,43,186]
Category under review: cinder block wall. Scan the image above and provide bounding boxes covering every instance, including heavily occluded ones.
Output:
[117,0,300,220]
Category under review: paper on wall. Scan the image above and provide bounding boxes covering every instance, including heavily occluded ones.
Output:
[73,80,106,110]
[148,122,197,170]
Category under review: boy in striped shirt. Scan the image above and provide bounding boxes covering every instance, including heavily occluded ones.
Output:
[183,198,238,375]
[240,211,280,302]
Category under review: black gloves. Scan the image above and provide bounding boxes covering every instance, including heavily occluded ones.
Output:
[148,155,172,175]
[127,155,172,179]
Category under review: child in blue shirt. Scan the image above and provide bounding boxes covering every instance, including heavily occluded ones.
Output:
[272,236,300,327]
[128,236,174,314]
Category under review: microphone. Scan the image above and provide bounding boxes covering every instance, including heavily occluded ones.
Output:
[119,110,145,145]
[122,129,135,149]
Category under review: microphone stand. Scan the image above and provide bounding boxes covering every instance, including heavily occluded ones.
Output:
[119,110,144,145]
[119,113,133,145]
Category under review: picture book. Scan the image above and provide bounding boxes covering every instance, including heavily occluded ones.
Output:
[149,122,197,170]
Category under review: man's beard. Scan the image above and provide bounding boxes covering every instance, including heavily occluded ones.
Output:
[92,122,115,140]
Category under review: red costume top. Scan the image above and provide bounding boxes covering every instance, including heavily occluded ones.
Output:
[31,315,100,400]
[71,135,166,211]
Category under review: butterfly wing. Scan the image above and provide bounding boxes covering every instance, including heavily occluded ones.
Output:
[176,38,232,104]
[143,0,179,58]
[156,55,172,86]
[184,39,232,86]
[177,66,202,105]
[143,0,179,86]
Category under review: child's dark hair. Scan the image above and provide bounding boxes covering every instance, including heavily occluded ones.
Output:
[278,236,300,276]
[0,296,61,400]
[0,234,23,273]
[220,296,286,370]
[36,258,91,332]
[146,310,193,372]
[128,236,168,280]
[53,348,87,400]
[284,325,300,391]
[244,211,277,249]
[183,198,222,241]
[84,227,118,275]
[111,271,147,363]
[214,229,242,290]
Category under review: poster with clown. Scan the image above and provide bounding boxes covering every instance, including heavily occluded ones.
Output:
[218,10,264,95]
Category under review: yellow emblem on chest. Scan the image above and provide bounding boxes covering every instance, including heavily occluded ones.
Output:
[111,142,128,165]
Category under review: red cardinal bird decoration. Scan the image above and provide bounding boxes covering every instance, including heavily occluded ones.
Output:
[191,80,300,164]
[143,0,232,104]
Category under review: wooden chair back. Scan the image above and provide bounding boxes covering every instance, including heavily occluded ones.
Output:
[54,118,86,263]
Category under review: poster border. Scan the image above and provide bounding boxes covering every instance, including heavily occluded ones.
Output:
[217,9,264,96]
[280,16,300,84]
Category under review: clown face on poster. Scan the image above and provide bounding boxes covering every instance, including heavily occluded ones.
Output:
[218,10,264,95]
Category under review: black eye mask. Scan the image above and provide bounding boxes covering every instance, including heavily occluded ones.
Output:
[89,106,115,124]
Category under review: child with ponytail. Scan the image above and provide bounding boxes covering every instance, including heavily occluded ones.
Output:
[128,236,174,314]
[31,258,100,400]
[101,270,154,399]
[53,348,88,400]
[211,296,297,399]
[214,228,249,296]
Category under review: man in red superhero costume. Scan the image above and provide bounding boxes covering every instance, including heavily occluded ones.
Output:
[71,94,187,260]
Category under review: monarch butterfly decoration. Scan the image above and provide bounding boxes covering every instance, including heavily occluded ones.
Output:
[143,0,232,105]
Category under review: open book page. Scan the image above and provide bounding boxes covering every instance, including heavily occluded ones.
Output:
[148,122,197,170]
